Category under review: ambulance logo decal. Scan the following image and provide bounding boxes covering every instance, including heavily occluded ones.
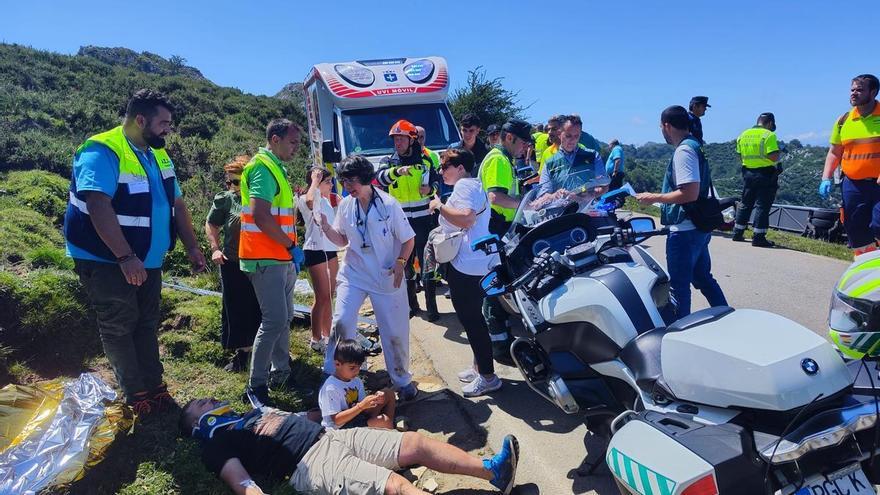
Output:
[383,71,397,83]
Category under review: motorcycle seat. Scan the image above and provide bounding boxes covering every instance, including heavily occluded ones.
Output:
[619,306,735,400]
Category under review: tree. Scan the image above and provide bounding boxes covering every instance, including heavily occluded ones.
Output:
[169,54,187,72]
[449,66,527,128]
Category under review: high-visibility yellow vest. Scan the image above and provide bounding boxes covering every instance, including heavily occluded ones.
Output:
[238,151,296,261]
[736,126,778,168]
[64,126,177,261]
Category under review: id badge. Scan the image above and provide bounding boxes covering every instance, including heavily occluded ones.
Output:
[128,181,150,194]
[361,245,372,253]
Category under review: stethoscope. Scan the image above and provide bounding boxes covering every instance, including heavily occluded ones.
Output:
[354,186,389,249]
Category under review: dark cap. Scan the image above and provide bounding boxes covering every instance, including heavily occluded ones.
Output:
[486,124,501,135]
[502,119,533,143]
[689,96,711,107]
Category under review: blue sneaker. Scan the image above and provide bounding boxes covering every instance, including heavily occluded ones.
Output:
[483,435,519,494]
[398,383,419,401]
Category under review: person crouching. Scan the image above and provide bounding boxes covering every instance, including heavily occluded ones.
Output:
[319,339,395,429]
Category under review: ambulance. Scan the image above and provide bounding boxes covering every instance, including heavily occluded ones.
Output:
[302,57,460,166]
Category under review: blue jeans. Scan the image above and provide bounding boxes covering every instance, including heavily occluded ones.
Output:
[666,229,727,319]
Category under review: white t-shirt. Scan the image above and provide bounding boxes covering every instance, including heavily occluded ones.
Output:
[318,374,366,429]
[668,144,700,232]
[439,178,499,276]
[332,187,416,294]
[296,194,337,252]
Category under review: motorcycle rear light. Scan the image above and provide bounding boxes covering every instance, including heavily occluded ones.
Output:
[680,473,718,495]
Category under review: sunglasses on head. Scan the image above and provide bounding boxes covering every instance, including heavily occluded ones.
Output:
[225,179,241,186]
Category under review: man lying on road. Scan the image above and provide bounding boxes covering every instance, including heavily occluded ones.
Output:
[180,397,520,495]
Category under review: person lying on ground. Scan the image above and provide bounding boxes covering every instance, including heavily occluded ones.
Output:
[180,397,520,495]
[319,338,395,429]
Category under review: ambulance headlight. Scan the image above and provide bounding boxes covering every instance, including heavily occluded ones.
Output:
[404,59,435,84]
[334,64,374,87]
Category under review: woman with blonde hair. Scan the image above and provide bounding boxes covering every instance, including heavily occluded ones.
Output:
[206,155,262,371]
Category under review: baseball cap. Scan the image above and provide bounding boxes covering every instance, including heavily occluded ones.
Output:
[501,119,533,143]
[689,96,711,107]
[486,124,501,135]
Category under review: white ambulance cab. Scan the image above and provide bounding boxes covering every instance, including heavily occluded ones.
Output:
[303,57,460,165]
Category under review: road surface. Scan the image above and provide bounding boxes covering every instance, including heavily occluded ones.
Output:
[408,231,851,494]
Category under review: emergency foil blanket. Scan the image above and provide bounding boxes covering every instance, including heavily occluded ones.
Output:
[0,373,133,494]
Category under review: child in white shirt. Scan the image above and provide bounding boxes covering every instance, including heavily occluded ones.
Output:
[318,339,395,429]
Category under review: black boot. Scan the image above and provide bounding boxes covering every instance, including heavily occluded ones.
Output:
[731,229,746,242]
[752,233,775,248]
[407,280,421,318]
[424,279,439,322]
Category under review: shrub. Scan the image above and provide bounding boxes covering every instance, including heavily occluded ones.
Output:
[0,170,70,221]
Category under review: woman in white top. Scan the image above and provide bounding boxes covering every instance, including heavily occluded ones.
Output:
[297,167,339,352]
[319,155,419,401]
[428,148,501,397]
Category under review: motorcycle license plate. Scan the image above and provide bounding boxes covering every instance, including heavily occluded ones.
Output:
[790,465,875,495]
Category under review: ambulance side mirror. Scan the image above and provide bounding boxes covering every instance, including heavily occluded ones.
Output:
[322,141,341,164]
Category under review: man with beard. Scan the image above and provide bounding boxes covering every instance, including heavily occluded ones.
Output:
[64,89,206,415]
[535,115,562,173]
[377,119,439,320]
[820,74,880,257]
[636,106,727,319]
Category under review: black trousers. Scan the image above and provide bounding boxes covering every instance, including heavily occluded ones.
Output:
[74,259,163,401]
[220,261,262,349]
[734,167,778,232]
[609,171,626,191]
[406,214,437,311]
[446,263,495,375]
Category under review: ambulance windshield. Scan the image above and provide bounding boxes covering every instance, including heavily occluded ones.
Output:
[341,104,461,156]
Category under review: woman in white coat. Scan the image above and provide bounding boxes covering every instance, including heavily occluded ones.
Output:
[319,155,419,401]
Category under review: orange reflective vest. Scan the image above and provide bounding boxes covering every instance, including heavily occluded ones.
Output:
[833,102,880,180]
[238,151,297,261]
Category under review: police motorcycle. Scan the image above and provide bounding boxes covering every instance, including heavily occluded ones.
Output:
[474,169,880,495]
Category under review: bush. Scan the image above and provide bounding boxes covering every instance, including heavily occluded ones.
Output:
[0,170,69,221]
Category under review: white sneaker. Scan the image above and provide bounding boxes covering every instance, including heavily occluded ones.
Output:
[462,374,502,397]
[309,338,327,353]
[457,367,478,383]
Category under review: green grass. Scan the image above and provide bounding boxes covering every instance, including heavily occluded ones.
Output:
[623,198,852,262]
[62,281,323,495]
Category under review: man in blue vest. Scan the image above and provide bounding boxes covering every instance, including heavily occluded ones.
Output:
[635,105,727,319]
[64,89,205,415]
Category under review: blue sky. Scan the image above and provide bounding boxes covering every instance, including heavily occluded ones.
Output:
[1,1,868,145]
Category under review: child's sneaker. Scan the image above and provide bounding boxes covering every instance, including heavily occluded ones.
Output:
[483,435,519,494]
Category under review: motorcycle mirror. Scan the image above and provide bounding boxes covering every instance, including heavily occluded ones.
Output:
[629,217,656,233]
[471,234,500,254]
[628,217,656,243]
[480,270,506,296]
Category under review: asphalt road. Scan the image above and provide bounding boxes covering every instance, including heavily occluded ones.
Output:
[408,232,852,494]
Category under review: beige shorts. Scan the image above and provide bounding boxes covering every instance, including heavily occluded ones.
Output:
[290,428,404,495]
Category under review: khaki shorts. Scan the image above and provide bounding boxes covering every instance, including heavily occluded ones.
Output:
[290,428,404,495]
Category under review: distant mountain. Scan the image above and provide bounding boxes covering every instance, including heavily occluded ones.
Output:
[620,139,838,209]
[78,45,207,81]
[275,82,304,101]
[0,43,307,184]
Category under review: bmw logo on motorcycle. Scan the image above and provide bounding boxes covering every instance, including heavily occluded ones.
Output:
[801,358,820,375]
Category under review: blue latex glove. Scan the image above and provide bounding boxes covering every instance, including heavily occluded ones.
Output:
[288,244,305,272]
[818,179,832,199]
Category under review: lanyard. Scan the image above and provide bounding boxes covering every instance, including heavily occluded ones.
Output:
[355,188,379,248]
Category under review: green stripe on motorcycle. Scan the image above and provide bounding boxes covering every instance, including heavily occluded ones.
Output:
[607,448,676,495]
